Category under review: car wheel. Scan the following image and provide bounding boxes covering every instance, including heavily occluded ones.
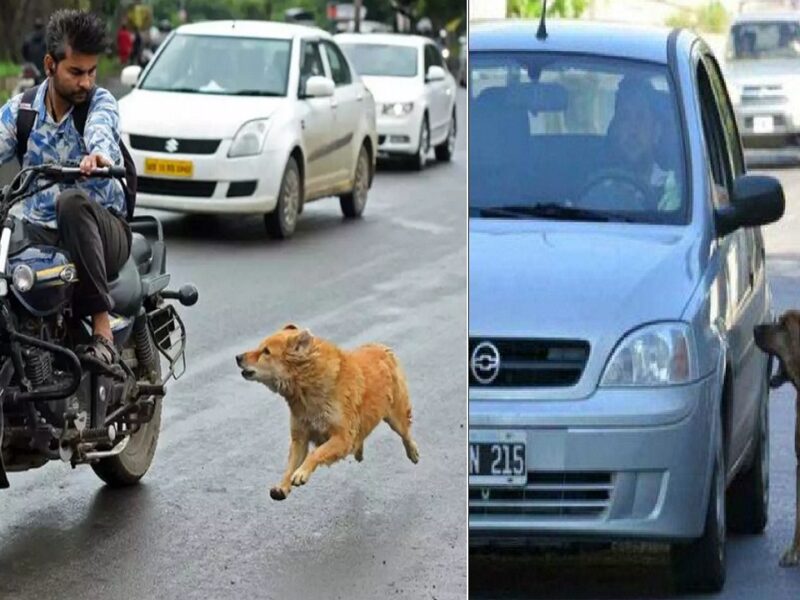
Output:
[435,110,456,162]
[409,115,430,171]
[671,412,726,593]
[264,157,301,240]
[727,374,769,534]
[340,144,370,219]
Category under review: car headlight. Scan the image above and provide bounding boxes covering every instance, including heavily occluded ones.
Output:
[228,119,271,158]
[600,322,699,387]
[12,264,35,293]
[381,102,414,117]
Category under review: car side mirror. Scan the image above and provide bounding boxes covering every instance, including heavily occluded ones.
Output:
[426,65,446,82]
[120,65,142,87]
[715,174,785,237]
[302,75,335,98]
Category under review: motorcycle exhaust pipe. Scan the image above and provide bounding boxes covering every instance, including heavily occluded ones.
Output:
[161,284,198,307]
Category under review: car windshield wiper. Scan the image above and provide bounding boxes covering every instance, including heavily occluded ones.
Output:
[479,203,636,223]
[143,86,201,93]
[229,90,284,96]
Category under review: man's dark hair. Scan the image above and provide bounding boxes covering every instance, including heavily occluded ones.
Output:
[46,9,107,62]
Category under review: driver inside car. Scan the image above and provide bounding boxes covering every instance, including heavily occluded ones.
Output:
[605,76,680,212]
[0,9,131,366]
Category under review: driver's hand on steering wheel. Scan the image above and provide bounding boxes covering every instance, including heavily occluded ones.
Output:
[79,153,111,176]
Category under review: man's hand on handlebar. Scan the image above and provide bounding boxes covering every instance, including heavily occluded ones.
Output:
[79,153,111,176]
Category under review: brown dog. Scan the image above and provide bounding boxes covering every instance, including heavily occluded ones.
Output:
[754,310,800,567]
[236,324,419,500]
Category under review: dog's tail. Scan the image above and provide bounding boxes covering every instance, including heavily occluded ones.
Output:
[384,347,413,424]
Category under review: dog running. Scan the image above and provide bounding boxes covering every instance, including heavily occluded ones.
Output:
[236,324,419,500]
[754,310,800,567]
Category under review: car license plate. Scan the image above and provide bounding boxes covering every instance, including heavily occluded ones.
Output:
[469,430,526,486]
[753,116,774,134]
[144,158,194,178]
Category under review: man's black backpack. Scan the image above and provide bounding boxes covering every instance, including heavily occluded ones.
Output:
[16,84,137,221]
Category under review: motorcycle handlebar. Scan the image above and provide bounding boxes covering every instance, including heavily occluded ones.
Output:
[38,165,126,180]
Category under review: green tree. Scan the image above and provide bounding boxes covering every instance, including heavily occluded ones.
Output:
[508,0,587,20]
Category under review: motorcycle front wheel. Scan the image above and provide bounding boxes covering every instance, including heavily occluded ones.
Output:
[92,330,163,487]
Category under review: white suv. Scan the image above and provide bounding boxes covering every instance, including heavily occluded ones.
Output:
[118,20,377,239]
[724,11,800,152]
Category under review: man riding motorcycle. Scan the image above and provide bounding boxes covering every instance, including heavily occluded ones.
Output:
[0,9,130,368]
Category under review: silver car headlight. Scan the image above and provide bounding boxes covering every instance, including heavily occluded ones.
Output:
[228,119,271,158]
[600,322,699,387]
[12,264,36,293]
[381,102,414,117]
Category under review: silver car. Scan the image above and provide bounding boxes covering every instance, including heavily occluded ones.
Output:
[469,19,785,593]
[723,11,800,150]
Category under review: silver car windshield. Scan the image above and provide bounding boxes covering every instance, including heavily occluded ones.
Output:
[728,21,800,60]
[469,52,688,225]
[338,43,418,77]
[140,34,292,96]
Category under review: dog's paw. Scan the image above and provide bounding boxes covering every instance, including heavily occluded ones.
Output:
[269,486,289,501]
[290,468,310,487]
[355,446,364,462]
[780,547,800,567]
[405,440,419,464]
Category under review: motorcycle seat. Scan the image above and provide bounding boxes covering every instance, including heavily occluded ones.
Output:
[109,255,143,316]
[131,232,152,268]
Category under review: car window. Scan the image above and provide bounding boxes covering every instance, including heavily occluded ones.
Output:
[322,40,352,86]
[424,45,434,75]
[727,20,800,60]
[696,59,733,198]
[139,33,291,96]
[300,41,325,86]
[338,43,418,77]
[427,44,444,69]
[469,51,688,225]
[704,54,745,177]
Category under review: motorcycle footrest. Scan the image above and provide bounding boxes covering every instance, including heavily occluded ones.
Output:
[136,383,164,397]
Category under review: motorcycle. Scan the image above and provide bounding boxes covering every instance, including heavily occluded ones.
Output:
[0,163,198,489]
[10,63,42,97]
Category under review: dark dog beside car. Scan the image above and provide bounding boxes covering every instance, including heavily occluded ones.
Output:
[754,311,800,567]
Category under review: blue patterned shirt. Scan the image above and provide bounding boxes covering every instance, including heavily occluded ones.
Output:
[0,81,126,228]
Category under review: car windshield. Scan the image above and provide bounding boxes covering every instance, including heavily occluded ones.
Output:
[140,34,292,96]
[338,43,418,77]
[469,52,688,225]
[727,21,800,60]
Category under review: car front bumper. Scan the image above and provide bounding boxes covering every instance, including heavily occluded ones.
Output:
[469,375,717,545]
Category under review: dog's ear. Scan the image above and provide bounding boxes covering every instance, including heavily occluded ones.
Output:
[283,323,299,331]
[290,329,314,354]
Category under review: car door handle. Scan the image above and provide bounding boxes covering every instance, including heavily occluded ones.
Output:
[331,100,338,109]
[357,93,364,101]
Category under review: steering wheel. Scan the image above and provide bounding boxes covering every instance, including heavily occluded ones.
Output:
[575,168,653,212]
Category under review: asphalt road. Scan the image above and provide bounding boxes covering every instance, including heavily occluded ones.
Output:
[469,161,800,599]
[0,92,467,599]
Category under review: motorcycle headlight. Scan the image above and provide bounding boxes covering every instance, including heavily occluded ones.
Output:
[12,264,35,293]
[600,322,699,387]
[381,102,414,117]
[228,119,271,158]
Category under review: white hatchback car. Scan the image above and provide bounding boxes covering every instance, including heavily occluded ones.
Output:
[336,33,457,170]
[118,20,377,239]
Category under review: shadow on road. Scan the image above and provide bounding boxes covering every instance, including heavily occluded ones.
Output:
[0,484,153,596]
[469,546,677,600]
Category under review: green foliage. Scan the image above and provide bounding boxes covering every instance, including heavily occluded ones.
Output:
[0,61,19,79]
[666,2,729,34]
[507,0,587,20]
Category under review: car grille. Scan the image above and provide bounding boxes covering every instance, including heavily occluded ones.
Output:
[469,338,589,387]
[470,471,614,518]
[137,177,216,197]
[741,85,786,106]
[129,135,221,154]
